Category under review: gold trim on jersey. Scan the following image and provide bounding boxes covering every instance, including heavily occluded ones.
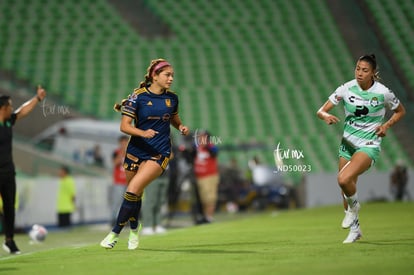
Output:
[121,111,136,119]
[133,87,148,95]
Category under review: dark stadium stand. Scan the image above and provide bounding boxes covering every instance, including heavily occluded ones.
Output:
[0,0,412,177]
[364,0,414,90]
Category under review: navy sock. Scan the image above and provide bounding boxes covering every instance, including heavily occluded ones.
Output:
[112,192,139,234]
[129,198,142,230]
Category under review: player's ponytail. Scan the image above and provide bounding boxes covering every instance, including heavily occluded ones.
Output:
[138,76,151,88]
[116,59,171,111]
[113,96,129,112]
[358,54,380,81]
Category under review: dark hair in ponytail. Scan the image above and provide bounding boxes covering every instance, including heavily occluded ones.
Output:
[358,54,380,81]
[138,58,170,88]
[114,58,171,112]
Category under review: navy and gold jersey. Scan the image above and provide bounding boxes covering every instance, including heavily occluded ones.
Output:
[121,87,178,160]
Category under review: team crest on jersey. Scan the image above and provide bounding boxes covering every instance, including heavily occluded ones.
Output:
[165,99,171,107]
[369,97,379,107]
[147,101,153,106]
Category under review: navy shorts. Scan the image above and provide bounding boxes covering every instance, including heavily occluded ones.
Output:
[123,152,170,172]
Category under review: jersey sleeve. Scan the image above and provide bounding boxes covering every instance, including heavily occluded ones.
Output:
[384,90,400,110]
[121,93,138,119]
[328,84,346,105]
[172,97,179,115]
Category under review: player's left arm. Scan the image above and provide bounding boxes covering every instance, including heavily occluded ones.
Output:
[170,113,189,135]
[376,102,406,137]
[15,85,46,121]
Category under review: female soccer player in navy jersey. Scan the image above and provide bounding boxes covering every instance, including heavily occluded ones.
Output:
[101,59,189,250]
[317,54,405,243]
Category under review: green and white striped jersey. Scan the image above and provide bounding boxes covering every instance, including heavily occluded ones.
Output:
[329,79,400,148]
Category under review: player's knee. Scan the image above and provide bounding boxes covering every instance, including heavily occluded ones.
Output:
[337,173,351,188]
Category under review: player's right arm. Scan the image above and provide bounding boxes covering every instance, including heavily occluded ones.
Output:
[120,115,158,138]
[317,100,340,125]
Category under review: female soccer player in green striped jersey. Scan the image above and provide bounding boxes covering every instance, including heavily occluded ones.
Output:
[317,54,406,243]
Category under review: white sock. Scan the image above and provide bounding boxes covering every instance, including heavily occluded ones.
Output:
[345,193,358,209]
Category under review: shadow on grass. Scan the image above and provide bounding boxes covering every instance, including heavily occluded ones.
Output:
[359,238,414,246]
[0,267,18,273]
[140,241,265,254]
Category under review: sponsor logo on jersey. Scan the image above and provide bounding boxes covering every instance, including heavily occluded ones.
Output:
[354,105,369,117]
[348,120,369,128]
[126,153,139,162]
[392,96,399,104]
[128,94,138,103]
[334,94,342,101]
[162,113,171,122]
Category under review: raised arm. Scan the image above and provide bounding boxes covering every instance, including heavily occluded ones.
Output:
[15,86,46,121]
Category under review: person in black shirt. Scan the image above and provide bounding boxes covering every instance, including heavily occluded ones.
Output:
[0,86,46,254]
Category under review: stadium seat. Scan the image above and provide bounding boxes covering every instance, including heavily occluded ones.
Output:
[0,0,411,172]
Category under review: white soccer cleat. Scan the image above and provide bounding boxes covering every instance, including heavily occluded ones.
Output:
[154,226,167,234]
[100,232,119,249]
[343,229,362,244]
[141,227,155,236]
[128,224,142,250]
[341,202,360,229]
[3,240,21,254]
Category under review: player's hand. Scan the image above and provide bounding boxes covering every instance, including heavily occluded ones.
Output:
[179,125,189,136]
[37,85,46,101]
[375,125,387,137]
[142,129,159,138]
[323,114,340,125]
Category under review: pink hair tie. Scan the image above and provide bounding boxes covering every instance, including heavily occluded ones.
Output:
[152,61,171,76]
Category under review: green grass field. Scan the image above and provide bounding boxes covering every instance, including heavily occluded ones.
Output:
[1,202,413,275]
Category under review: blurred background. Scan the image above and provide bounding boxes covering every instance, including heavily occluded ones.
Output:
[0,0,413,229]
